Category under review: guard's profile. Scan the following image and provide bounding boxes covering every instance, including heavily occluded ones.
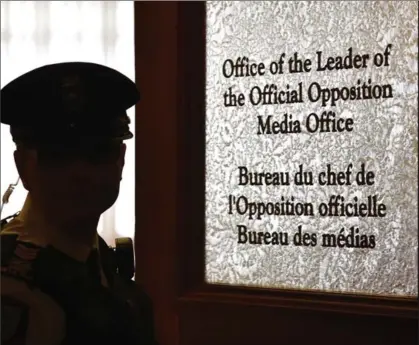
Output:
[0,62,158,345]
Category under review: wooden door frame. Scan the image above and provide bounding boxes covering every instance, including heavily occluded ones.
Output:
[134,2,181,344]
[134,2,417,345]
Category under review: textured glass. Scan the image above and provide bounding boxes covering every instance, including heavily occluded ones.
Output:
[205,1,418,297]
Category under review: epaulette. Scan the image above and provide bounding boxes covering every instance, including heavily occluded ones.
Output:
[1,234,42,284]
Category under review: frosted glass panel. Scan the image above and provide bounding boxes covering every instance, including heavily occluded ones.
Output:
[205,1,418,297]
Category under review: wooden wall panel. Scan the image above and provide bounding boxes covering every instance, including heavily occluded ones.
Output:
[179,301,418,345]
[134,3,418,345]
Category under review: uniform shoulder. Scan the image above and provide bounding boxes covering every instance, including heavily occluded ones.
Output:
[0,233,61,344]
[1,296,29,344]
[1,233,42,284]
[1,275,66,345]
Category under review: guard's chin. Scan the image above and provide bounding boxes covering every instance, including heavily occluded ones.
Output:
[75,187,120,216]
[95,192,120,214]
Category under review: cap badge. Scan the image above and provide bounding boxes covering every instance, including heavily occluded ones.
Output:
[61,74,84,114]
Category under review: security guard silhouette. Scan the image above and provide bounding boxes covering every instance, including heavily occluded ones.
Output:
[0,62,158,345]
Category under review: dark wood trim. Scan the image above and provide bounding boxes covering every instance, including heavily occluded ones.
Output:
[175,0,418,320]
[178,300,418,345]
[179,289,417,319]
[134,2,180,345]
[176,0,207,297]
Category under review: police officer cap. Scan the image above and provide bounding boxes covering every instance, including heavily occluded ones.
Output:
[0,62,140,147]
